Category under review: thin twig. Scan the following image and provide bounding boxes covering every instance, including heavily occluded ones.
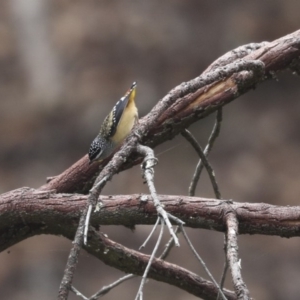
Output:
[217,234,229,300]
[84,175,109,245]
[70,286,89,300]
[89,274,136,300]
[183,110,228,296]
[183,111,228,297]
[135,217,164,300]
[220,260,229,289]
[217,258,229,300]
[84,204,93,245]
[139,217,160,249]
[59,174,110,299]
[159,226,181,260]
[226,212,251,299]
[58,205,88,300]
[88,226,181,300]
[180,225,227,300]
[166,212,185,225]
[182,129,221,199]
[137,144,184,247]
[93,226,181,299]
[188,108,223,196]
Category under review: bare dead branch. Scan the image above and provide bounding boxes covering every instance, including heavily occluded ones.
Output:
[218,256,229,300]
[135,218,164,300]
[87,228,236,300]
[181,226,227,300]
[89,223,181,300]
[39,29,300,195]
[217,235,230,300]
[61,134,139,295]
[182,107,226,297]
[2,29,300,300]
[4,188,300,299]
[89,274,136,300]
[84,175,109,245]
[203,42,269,73]
[137,144,184,246]
[159,226,181,260]
[188,109,223,196]
[58,204,88,300]
[139,217,160,249]
[182,129,221,199]
[59,174,111,299]
[70,286,88,300]
[3,189,300,249]
[39,59,263,195]
[225,212,251,300]
[84,204,93,245]
[182,118,226,298]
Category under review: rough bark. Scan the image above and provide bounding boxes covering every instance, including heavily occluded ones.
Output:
[40,29,300,194]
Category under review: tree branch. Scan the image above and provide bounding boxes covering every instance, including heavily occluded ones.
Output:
[2,188,300,251]
[2,29,300,300]
[40,29,300,194]
[3,188,300,298]
[225,212,251,299]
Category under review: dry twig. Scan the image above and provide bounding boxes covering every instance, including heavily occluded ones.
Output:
[181,226,227,300]
[182,128,221,199]
[188,109,223,196]
[137,144,184,246]
[226,212,251,299]
[135,218,164,300]
[24,30,300,299]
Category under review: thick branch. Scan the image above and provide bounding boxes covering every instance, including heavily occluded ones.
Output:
[3,189,300,298]
[87,228,236,300]
[40,29,300,194]
[2,188,300,252]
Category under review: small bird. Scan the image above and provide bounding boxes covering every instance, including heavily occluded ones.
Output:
[88,82,138,164]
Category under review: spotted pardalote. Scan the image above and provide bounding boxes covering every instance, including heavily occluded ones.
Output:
[88,82,138,164]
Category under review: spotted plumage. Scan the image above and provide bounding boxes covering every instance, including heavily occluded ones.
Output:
[88,82,138,164]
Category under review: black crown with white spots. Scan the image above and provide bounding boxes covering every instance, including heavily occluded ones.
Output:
[88,137,104,163]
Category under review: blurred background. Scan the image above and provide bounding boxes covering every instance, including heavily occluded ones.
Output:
[0,1,300,299]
